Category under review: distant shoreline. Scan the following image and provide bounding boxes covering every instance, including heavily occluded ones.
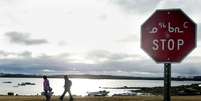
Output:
[1,73,201,81]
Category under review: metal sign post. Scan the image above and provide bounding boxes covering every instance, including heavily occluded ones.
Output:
[164,63,171,101]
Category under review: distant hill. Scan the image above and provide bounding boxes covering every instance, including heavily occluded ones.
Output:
[1,73,201,81]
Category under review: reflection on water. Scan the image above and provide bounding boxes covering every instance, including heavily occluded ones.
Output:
[0,78,200,96]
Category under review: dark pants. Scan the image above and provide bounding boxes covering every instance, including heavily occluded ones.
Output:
[44,90,51,101]
[60,89,73,101]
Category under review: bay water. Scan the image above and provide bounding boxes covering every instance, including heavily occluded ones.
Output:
[0,78,200,96]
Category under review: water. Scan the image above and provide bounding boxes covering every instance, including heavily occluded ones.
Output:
[0,78,200,96]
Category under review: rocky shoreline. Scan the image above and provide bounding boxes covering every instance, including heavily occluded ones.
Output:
[103,83,201,96]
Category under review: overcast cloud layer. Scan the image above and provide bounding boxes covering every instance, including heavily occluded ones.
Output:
[5,31,48,45]
[0,0,201,77]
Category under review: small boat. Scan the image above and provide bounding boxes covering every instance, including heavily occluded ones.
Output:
[18,82,36,86]
[87,90,109,96]
[2,81,12,83]
[24,82,36,85]
[7,92,14,96]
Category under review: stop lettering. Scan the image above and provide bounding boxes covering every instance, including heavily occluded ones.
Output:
[152,39,184,51]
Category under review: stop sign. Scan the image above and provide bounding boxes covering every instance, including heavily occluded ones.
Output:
[141,9,196,63]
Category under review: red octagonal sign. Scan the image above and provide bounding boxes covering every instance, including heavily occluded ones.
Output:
[141,9,196,63]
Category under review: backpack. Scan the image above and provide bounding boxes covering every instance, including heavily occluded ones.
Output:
[65,80,72,89]
[68,80,72,87]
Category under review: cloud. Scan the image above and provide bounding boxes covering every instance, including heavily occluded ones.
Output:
[42,69,56,73]
[5,31,48,45]
[111,0,160,14]
[173,62,201,76]
[197,23,201,41]
[0,50,156,76]
[0,51,15,57]
[86,50,142,63]
[1,50,201,77]
[0,55,74,74]
[98,14,108,21]
[58,41,67,46]
[19,51,32,58]
[0,50,32,59]
[116,34,138,43]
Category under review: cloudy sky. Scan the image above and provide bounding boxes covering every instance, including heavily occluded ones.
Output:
[0,0,201,77]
